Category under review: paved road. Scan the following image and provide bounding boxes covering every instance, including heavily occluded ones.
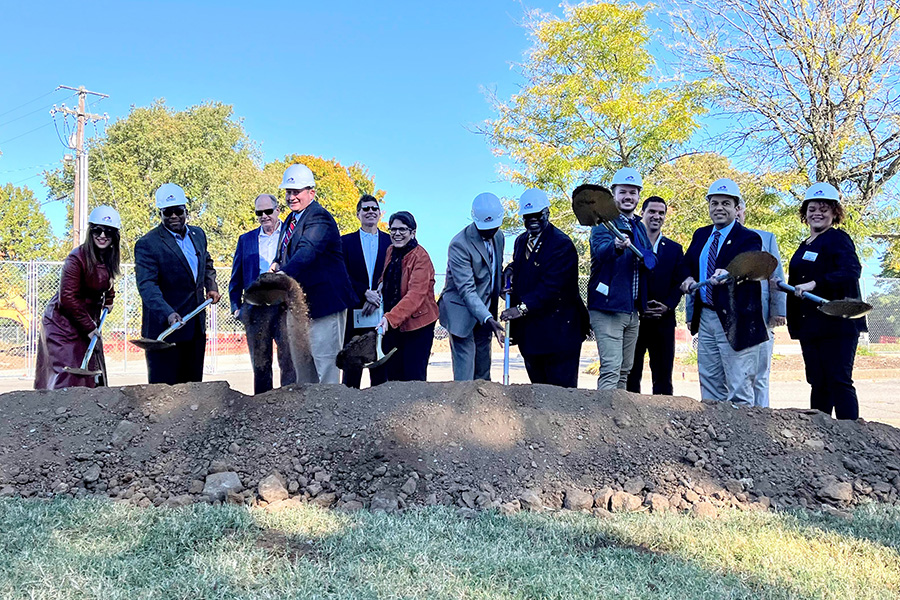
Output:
[3,351,898,429]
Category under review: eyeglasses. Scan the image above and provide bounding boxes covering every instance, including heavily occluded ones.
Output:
[360,206,380,213]
[162,206,186,217]
[285,188,312,198]
[255,208,277,216]
[389,226,411,234]
[90,225,116,238]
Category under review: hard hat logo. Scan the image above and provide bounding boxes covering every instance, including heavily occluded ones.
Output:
[814,190,824,196]
[718,185,727,191]
[167,195,175,201]
[626,176,634,181]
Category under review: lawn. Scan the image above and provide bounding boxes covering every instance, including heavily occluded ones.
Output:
[1,499,899,599]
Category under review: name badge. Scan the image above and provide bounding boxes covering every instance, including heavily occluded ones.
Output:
[802,251,818,262]
[595,282,609,296]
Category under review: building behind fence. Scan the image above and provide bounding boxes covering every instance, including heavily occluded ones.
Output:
[0,260,894,378]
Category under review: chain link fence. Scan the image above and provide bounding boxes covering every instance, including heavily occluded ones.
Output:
[0,260,893,379]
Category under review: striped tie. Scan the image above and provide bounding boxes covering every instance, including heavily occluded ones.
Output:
[525,235,536,259]
[280,215,297,259]
[705,230,721,305]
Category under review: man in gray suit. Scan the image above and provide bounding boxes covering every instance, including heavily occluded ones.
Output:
[438,193,506,380]
[737,199,786,407]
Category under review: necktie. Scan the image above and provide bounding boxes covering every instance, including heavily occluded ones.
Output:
[485,241,494,288]
[705,230,721,305]
[280,215,297,259]
[525,235,536,259]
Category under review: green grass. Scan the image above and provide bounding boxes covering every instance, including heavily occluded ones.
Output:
[1,499,900,599]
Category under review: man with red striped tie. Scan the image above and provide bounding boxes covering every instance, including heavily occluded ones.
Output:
[679,178,767,405]
[269,163,356,384]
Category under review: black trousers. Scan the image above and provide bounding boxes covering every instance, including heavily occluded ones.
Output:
[375,322,435,383]
[241,303,295,395]
[800,334,859,420]
[146,334,206,385]
[626,317,676,395]
[522,347,581,388]
[342,324,388,389]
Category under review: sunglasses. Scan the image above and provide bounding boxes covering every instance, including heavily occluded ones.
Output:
[255,208,277,216]
[360,206,380,213]
[162,206,186,217]
[90,225,116,238]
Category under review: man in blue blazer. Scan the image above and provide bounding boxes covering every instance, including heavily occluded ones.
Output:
[340,194,391,388]
[270,164,357,384]
[586,168,657,390]
[135,183,220,385]
[229,194,295,394]
[627,197,683,395]
[679,178,767,405]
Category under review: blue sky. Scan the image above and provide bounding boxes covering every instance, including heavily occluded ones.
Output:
[0,0,575,271]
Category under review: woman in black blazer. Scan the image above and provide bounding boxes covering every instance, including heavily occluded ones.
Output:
[786,182,866,420]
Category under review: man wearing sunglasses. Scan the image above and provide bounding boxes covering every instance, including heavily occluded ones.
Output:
[340,194,391,388]
[135,183,220,385]
[228,194,295,394]
[269,163,356,384]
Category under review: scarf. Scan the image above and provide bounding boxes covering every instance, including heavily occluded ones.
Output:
[383,239,419,312]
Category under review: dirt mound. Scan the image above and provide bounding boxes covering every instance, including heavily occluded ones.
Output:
[1,381,899,515]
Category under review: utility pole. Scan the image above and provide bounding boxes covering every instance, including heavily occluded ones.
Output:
[51,85,108,248]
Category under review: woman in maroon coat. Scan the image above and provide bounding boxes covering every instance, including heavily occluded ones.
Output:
[35,206,122,389]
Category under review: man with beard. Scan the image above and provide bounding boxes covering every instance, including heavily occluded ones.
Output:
[135,183,220,385]
[500,189,589,387]
[626,196,683,395]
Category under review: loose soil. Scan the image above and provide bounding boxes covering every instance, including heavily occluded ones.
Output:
[1,381,899,516]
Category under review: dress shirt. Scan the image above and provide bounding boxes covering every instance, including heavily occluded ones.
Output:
[258,223,282,274]
[166,227,199,281]
[699,220,736,285]
[359,229,379,288]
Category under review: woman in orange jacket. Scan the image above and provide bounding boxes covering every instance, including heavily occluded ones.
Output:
[375,211,439,382]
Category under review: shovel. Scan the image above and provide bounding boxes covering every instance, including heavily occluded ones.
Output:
[572,183,646,262]
[503,274,512,386]
[130,298,214,350]
[688,251,777,292]
[63,306,110,377]
[364,326,397,370]
[775,281,872,319]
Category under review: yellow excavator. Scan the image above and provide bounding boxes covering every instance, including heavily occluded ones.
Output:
[0,295,31,330]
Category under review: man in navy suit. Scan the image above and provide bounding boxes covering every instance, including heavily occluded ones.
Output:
[270,163,356,384]
[135,183,220,385]
[340,194,391,388]
[680,178,767,405]
[627,196,683,395]
[229,194,295,394]
[500,189,589,387]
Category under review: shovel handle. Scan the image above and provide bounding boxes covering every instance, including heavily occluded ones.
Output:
[156,298,214,341]
[775,281,827,305]
[503,290,511,386]
[602,222,645,261]
[79,306,110,370]
[688,273,730,293]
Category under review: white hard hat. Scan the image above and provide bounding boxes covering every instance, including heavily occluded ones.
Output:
[518,189,551,216]
[155,183,188,209]
[611,167,643,189]
[279,164,315,190]
[804,182,840,202]
[706,178,742,202]
[471,192,504,230]
[88,205,121,229]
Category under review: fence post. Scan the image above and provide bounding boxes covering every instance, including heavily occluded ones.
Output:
[122,268,128,373]
[25,260,38,377]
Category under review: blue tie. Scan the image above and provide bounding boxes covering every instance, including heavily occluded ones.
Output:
[705,231,720,305]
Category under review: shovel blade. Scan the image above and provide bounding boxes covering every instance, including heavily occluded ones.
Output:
[62,366,102,377]
[129,338,174,351]
[818,299,872,319]
[364,347,397,370]
[725,251,777,281]
[571,184,619,225]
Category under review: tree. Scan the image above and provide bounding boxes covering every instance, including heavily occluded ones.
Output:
[44,101,384,264]
[0,184,62,261]
[672,0,900,209]
[482,1,709,218]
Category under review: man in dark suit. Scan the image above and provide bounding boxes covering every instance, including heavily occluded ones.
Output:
[627,196,683,395]
[340,194,391,388]
[500,189,589,388]
[270,163,356,384]
[438,192,505,381]
[135,183,220,385]
[679,178,767,405]
[228,194,295,394]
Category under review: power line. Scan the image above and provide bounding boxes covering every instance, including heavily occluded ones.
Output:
[0,90,58,119]
[0,95,75,129]
[0,122,53,146]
